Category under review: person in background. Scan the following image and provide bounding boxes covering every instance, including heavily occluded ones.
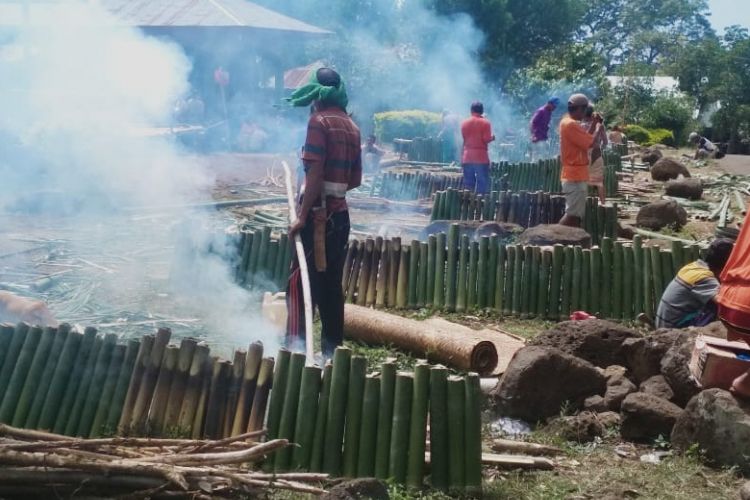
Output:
[608,125,626,145]
[655,238,734,329]
[558,94,603,228]
[285,67,361,358]
[529,97,559,160]
[461,101,495,194]
[363,134,386,172]
[689,132,725,159]
[582,105,608,205]
[438,109,461,163]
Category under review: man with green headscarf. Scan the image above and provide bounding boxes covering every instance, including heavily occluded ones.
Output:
[285,67,362,358]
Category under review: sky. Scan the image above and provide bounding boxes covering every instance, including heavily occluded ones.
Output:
[707,0,750,33]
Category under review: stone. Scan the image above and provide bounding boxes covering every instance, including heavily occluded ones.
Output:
[617,222,636,240]
[641,146,663,166]
[740,481,750,500]
[474,221,524,241]
[651,157,691,182]
[672,389,750,475]
[665,178,703,200]
[597,411,621,428]
[321,478,390,500]
[693,321,728,340]
[620,392,683,442]
[603,367,638,411]
[583,395,608,413]
[528,320,642,368]
[622,329,686,383]
[640,375,676,402]
[661,333,701,407]
[492,346,607,421]
[636,200,688,230]
[517,224,592,248]
[546,412,604,443]
[420,220,522,242]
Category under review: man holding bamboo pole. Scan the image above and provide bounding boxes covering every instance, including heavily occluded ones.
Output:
[285,68,362,359]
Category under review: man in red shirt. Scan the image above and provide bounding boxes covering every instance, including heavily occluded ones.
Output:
[286,68,362,358]
[461,101,495,194]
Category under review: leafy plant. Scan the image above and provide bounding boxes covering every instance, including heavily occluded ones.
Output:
[646,128,676,147]
[374,110,442,143]
[624,124,651,144]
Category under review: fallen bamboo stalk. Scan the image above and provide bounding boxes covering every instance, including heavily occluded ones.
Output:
[139,438,288,466]
[491,438,563,456]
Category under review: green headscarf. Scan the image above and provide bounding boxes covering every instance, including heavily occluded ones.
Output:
[286,70,348,109]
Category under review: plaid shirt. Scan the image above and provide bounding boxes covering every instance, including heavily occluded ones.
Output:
[302,107,362,212]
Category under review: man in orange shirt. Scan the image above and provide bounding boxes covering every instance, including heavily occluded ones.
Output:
[558,94,603,227]
[461,101,495,194]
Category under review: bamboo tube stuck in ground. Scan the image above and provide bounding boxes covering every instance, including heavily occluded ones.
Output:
[429,366,449,492]
[11,326,55,428]
[342,355,368,478]
[374,361,396,480]
[163,338,198,435]
[116,334,154,435]
[464,373,483,494]
[406,363,430,490]
[231,341,263,437]
[204,360,230,440]
[64,331,103,436]
[89,342,125,438]
[323,346,352,477]
[177,344,210,435]
[291,364,322,471]
[309,362,332,472]
[265,348,291,442]
[447,375,466,493]
[389,372,413,484]
[105,338,141,434]
[146,344,179,435]
[0,326,42,424]
[130,328,171,433]
[26,324,70,429]
[0,323,30,399]
[191,357,213,439]
[39,329,83,432]
[357,375,380,477]
[222,350,246,438]
[274,351,306,471]
[246,357,274,434]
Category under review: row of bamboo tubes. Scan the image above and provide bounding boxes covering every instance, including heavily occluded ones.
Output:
[234,225,291,292]
[264,347,482,493]
[0,325,274,441]
[340,231,700,320]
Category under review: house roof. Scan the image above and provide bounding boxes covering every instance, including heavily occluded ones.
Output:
[0,0,330,35]
[284,60,324,89]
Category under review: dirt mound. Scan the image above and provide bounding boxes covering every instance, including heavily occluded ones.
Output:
[517,224,592,248]
[620,392,683,441]
[651,158,691,181]
[665,178,703,200]
[636,199,688,230]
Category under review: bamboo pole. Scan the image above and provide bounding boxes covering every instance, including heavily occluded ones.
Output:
[0,326,41,424]
[537,249,551,318]
[456,234,469,313]
[548,245,564,320]
[570,246,582,313]
[89,343,125,438]
[39,330,83,432]
[521,245,533,318]
[612,242,624,320]
[222,350,246,438]
[104,338,141,433]
[590,247,602,316]
[487,235,499,308]
[650,246,664,307]
[342,355,367,477]
[560,246,574,318]
[323,346,351,476]
[408,240,420,309]
[265,348,291,441]
[366,237,382,307]
[26,325,70,429]
[465,373,482,495]
[387,238,401,309]
[0,324,14,379]
[622,245,635,320]
[468,240,480,311]
[660,250,674,293]
[477,236,489,310]
[163,338,198,434]
[356,239,374,306]
[433,233,446,309]
[231,342,263,437]
[116,334,153,435]
[291,364,322,471]
[0,323,29,400]
[274,351,306,471]
[205,359,231,440]
[416,242,428,308]
[580,249,591,313]
[246,357,274,433]
[130,328,171,433]
[177,344,210,435]
[357,375,380,477]
[425,236,436,309]
[447,376,465,493]
[146,344,179,436]
[504,245,515,316]
[64,331,103,436]
[396,246,410,309]
[11,326,55,427]
[495,245,506,314]
[600,237,613,318]
[375,239,389,309]
[309,362,332,472]
[375,361,396,480]
[429,366,449,491]
[407,363,430,489]
[389,372,413,484]
[191,357,213,439]
[643,245,654,318]
[446,224,459,311]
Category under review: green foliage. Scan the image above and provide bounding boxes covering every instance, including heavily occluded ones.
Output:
[623,124,651,144]
[642,95,695,145]
[646,128,676,147]
[373,110,442,143]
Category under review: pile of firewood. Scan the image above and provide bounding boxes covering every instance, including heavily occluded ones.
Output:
[0,424,327,498]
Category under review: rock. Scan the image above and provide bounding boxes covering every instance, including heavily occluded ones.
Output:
[740,481,750,500]
[603,367,638,410]
[474,221,524,241]
[528,320,642,368]
[597,411,621,428]
[693,321,727,340]
[620,393,683,441]
[651,157,691,181]
[622,329,686,383]
[617,222,636,240]
[640,375,676,402]
[583,395,608,413]
[420,220,480,240]
[641,146,663,166]
[661,339,701,407]
[636,200,688,230]
[321,478,390,500]
[546,412,604,443]
[517,224,592,248]
[420,220,522,242]
[665,178,703,200]
[672,389,750,475]
[492,346,607,421]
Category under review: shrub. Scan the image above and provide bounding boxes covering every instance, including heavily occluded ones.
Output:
[623,124,651,145]
[374,110,441,143]
[646,128,676,147]
[642,95,694,145]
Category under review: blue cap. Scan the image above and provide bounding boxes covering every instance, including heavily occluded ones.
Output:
[548,97,560,106]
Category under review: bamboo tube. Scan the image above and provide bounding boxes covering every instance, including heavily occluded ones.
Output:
[477,236,489,309]
[222,350,246,438]
[425,236,436,308]
[600,237,613,318]
[256,226,272,280]
[0,324,14,377]
[447,376,466,493]
[503,245,515,315]
[570,247,582,313]
[357,375,380,477]
[622,245,635,320]
[323,346,352,476]
[89,343,125,437]
[191,357,213,439]
[650,246,664,305]
[309,362,332,472]
[177,344,210,434]
[416,242,428,308]
[494,245,506,314]
[429,366,449,491]
[560,246,574,318]
[537,249,551,318]
[105,338,141,433]
[266,348,291,441]
[291,364,322,470]
[163,338,198,434]
[39,330,84,432]
[247,357,274,433]
[446,224,459,311]
[465,373,482,494]
[265,240,279,282]
[407,363,430,489]
[468,240,480,310]
[643,245,655,318]
[520,245,533,318]
[346,240,362,303]
[11,326,55,427]
[375,361,397,479]
[146,344,179,435]
[671,241,684,275]
[487,236,499,307]
[342,355,368,477]
[612,242,624,320]
[0,324,36,422]
[661,251,674,293]
[389,372,413,484]
[356,239,374,306]
[236,230,252,282]
[275,233,289,287]
[387,238,401,308]
[130,327,171,432]
[396,246,410,309]
[245,228,263,285]
[375,239,389,309]
[366,237,382,307]
[274,351,306,471]
[580,249,591,313]
[116,334,154,434]
[433,233,446,309]
[456,234,470,313]
[548,245,564,320]
[590,247,602,316]
[408,240,420,308]
[204,359,231,440]
[342,240,358,291]
[231,342,263,437]
[64,332,104,436]
[26,324,70,429]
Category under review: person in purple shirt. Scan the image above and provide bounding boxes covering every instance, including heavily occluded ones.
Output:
[529,97,559,160]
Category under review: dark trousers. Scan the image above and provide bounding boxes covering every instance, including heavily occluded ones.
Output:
[462,163,490,194]
[286,210,350,357]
